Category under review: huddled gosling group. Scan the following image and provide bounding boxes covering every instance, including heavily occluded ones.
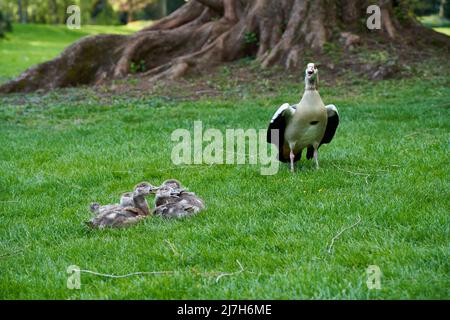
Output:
[86,179,205,229]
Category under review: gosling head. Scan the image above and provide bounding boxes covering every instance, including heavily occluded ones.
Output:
[133,182,158,197]
[90,202,100,213]
[120,192,135,207]
[162,179,182,189]
[156,185,178,198]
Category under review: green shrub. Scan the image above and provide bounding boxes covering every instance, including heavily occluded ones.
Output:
[0,10,12,38]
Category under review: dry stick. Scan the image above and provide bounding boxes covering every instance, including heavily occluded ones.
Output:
[79,269,175,278]
[403,128,434,138]
[0,246,29,259]
[327,216,362,254]
[77,260,245,282]
[215,260,245,283]
[332,164,371,184]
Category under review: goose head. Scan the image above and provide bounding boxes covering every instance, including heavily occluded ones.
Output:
[305,63,319,90]
[90,202,100,213]
[133,182,159,197]
[162,179,182,189]
[156,185,179,198]
[120,192,135,207]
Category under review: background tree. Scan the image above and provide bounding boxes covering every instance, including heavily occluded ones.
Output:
[0,10,13,37]
[1,0,449,93]
[91,0,118,24]
[17,0,27,23]
[439,0,447,18]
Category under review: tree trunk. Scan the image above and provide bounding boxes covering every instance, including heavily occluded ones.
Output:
[17,0,25,23]
[159,0,168,18]
[439,0,447,18]
[128,0,134,23]
[1,0,449,93]
[49,0,59,24]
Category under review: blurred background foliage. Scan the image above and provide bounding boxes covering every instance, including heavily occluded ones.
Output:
[0,0,449,38]
[0,0,185,33]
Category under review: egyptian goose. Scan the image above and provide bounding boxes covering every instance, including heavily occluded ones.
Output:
[154,180,205,219]
[89,192,135,215]
[132,182,157,216]
[267,63,339,172]
[119,192,135,207]
[85,207,146,229]
[86,182,158,228]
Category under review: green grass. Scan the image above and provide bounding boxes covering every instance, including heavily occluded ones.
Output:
[0,22,449,300]
[0,72,449,299]
[433,27,450,36]
[0,23,150,82]
[419,15,450,28]
[418,15,450,36]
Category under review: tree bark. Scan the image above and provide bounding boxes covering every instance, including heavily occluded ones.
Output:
[1,0,449,93]
[439,0,447,18]
[17,0,26,23]
[49,0,59,24]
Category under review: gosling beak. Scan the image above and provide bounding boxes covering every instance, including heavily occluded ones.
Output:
[149,186,160,194]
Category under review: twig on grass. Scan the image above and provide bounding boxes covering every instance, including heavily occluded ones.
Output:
[403,128,434,139]
[215,260,245,283]
[332,164,370,176]
[332,164,397,184]
[0,246,29,259]
[327,216,362,254]
[77,260,246,282]
[332,164,371,184]
[79,269,175,278]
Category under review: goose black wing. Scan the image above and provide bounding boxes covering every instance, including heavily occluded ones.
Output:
[267,103,297,162]
[320,104,339,145]
[306,104,339,160]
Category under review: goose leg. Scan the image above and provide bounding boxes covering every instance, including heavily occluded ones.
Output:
[313,148,319,169]
[289,150,295,173]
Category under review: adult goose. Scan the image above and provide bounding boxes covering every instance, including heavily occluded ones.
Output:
[267,63,339,172]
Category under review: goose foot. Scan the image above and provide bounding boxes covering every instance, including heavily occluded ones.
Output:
[313,149,319,169]
[290,150,295,173]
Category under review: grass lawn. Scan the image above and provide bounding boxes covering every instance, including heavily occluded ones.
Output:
[0,24,449,299]
[418,14,450,36]
[0,22,150,83]
[1,75,449,299]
